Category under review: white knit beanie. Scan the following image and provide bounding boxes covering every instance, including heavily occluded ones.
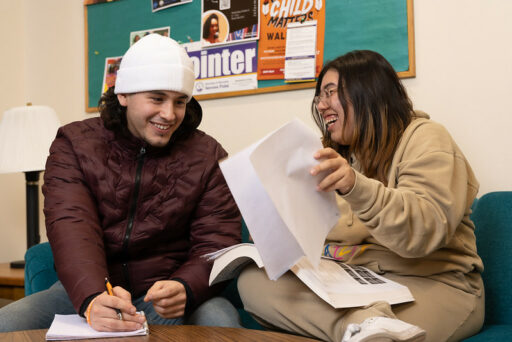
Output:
[114,34,195,101]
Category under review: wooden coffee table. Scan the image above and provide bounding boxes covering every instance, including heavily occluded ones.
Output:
[0,325,320,341]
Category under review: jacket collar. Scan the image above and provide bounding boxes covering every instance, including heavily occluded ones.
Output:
[106,126,173,158]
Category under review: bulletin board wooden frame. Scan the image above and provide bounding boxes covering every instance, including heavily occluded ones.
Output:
[84,0,415,113]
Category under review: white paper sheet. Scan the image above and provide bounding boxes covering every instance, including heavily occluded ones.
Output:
[250,119,339,267]
[219,119,340,280]
[285,22,317,58]
[284,21,317,81]
[220,141,304,280]
[46,314,148,340]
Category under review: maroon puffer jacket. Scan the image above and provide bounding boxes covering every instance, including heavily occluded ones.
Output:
[43,117,241,314]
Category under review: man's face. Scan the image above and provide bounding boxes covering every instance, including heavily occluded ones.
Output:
[117,90,187,147]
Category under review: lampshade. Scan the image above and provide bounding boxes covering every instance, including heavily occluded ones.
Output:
[0,105,61,174]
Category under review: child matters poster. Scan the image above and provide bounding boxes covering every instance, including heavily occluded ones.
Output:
[258,0,325,80]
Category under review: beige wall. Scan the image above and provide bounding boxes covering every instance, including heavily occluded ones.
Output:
[0,0,28,263]
[0,0,511,263]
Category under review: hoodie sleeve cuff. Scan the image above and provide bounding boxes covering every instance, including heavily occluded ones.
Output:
[79,292,102,317]
[338,169,383,213]
[171,277,195,313]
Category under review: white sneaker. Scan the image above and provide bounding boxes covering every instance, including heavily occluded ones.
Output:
[341,317,426,342]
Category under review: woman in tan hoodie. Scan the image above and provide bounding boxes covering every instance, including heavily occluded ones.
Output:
[238,50,484,342]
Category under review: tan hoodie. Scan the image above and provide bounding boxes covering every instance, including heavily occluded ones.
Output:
[325,111,483,296]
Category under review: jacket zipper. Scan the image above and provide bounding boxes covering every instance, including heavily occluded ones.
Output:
[121,146,146,291]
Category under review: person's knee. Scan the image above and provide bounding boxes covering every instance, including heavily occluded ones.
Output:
[237,264,262,301]
[0,301,24,331]
[0,295,49,331]
[0,281,75,332]
[186,296,242,328]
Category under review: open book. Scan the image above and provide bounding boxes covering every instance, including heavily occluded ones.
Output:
[208,244,414,309]
[206,243,264,285]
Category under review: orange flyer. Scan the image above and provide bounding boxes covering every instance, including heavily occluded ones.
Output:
[258,0,325,80]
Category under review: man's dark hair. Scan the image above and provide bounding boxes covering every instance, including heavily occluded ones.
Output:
[98,87,202,144]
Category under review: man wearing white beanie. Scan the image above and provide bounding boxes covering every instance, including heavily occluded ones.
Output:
[0,34,243,332]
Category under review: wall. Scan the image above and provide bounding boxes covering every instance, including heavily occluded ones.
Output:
[0,0,511,262]
[0,0,85,263]
[406,0,512,195]
[0,0,28,263]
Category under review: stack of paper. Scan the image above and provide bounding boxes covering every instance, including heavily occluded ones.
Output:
[46,314,148,340]
[291,257,414,308]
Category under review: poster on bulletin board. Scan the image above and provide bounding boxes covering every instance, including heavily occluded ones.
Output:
[258,0,325,81]
[186,41,259,96]
[201,0,259,47]
[84,0,415,112]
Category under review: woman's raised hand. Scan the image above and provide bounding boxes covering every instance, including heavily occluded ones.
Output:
[310,148,355,195]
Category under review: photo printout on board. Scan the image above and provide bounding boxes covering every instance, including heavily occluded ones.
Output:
[201,0,259,47]
[101,56,122,94]
[130,26,170,46]
[152,0,192,12]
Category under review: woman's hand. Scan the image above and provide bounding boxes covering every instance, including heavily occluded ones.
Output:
[310,148,356,195]
[87,287,145,332]
[144,280,187,319]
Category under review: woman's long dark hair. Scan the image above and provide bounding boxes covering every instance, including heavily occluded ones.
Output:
[312,50,413,184]
[202,14,219,39]
[99,87,202,144]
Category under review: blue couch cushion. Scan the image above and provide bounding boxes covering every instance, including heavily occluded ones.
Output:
[463,325,512,341]
[471,191,512,325]
[462,191,512,341]
[24,242,58,296]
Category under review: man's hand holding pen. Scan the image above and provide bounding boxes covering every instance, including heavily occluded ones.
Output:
[85,281,146,332]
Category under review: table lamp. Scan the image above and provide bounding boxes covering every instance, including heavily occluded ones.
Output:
[0,103,61,268]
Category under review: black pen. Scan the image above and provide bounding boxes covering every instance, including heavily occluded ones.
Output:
[105,277,124,320]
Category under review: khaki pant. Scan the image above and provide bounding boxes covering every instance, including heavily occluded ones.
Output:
[238,264,484,342]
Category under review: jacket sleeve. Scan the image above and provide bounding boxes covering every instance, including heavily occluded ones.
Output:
[170,142,241,309]
[43,128,108,313]
[341,123,478,258]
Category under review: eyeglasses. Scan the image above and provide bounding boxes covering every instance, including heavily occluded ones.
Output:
[313,86,338,109]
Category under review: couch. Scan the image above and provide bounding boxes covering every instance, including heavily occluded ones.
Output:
[24,191,512,339]
[462,191,512,341]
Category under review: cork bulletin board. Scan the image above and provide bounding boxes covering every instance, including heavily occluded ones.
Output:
[84,0,414,112]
